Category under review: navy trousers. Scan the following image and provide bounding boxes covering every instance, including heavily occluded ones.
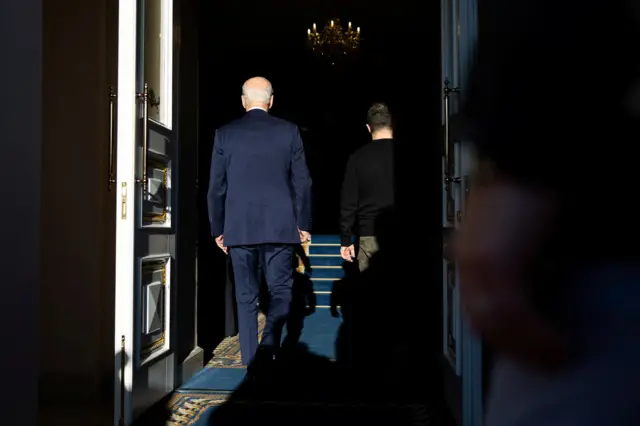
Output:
[229,243,295,365]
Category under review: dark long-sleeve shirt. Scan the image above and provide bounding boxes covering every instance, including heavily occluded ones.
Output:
[339,138,394,247]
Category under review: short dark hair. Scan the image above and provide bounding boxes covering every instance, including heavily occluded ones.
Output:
[366,102,392,132]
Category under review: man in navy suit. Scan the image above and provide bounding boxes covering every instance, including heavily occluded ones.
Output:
[208,76,312,367]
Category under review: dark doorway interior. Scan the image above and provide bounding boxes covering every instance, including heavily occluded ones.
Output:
[195,0,444,391]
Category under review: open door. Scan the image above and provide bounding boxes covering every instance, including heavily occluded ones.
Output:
[114,0,179,423]
[441,0,463,379]
[441,0,483,424]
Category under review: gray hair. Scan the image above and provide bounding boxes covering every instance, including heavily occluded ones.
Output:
[242,84,273,104]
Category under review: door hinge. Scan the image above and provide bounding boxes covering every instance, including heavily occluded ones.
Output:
[121,182,128,220]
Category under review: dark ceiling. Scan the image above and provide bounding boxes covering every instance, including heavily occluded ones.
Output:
[198,0,440,138]
[196,0,444,243]
[204,0,433,47]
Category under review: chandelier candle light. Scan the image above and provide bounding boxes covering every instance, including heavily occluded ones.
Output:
[307,19,361,62]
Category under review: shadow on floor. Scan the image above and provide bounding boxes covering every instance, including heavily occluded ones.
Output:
[207,343,450,426]
[137,210,453,425]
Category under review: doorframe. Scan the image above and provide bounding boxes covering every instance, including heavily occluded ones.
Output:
[112,0,201,423]
[457,0,482,424]
[172,0,203,384]
[113,0,138,423]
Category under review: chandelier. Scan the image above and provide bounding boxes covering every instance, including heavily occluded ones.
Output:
[307,19,361,62]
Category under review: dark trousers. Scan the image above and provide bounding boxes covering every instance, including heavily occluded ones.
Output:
[229,243,295,365]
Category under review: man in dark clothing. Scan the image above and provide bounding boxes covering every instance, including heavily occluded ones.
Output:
[208,76,312,366]
[339,103,394,271]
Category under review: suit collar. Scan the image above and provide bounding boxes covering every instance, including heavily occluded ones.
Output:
[246,107,268,115]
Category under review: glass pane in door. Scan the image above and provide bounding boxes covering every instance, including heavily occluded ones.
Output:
[144,0,173,127]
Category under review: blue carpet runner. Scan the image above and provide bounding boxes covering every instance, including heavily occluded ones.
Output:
[307,233,344,307]
[168,235,431,426]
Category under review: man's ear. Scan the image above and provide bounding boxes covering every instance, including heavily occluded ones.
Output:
[241,96,246,109]
[366,124,371,134]
[269,96,274,109]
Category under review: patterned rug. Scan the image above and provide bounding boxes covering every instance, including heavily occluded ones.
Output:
[206,314,266,369]
[167,392,431,426]
[166,315,266,425]
[167,392,230,425]
[167,329,433,426]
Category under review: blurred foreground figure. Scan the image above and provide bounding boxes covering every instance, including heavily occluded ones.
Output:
[455,1,640,425]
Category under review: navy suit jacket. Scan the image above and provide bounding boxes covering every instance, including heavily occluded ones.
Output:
[207,109,312,246]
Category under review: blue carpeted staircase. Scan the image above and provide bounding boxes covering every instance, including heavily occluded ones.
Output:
[307,234,345,307]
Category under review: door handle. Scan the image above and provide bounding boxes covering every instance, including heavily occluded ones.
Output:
[136,83,149,194]
[108,85,117,190]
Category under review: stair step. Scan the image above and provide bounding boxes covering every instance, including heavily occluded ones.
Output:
[314,292,331,306]
[311,281,333,292]
[309,255,343,267]
[308,245,341,255]
[310,234,341,245]
[309,267,344,279]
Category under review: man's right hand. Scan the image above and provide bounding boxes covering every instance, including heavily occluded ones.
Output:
[215,235,227,255]
[298,229,310,243]
[340,245,355,262]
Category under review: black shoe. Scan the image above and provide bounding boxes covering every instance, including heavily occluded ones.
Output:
[256,345,276,361]
[246,346,274,375]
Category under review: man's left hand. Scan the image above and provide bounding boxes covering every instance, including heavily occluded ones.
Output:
[340,245,355,262]
[215,235,227,254]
